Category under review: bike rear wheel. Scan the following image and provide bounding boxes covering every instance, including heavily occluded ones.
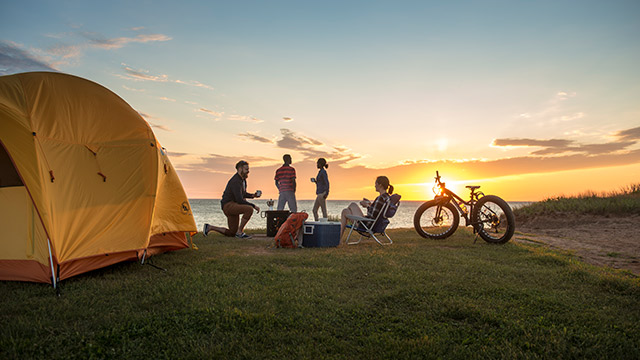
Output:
[471,195,515,244]
[414,200,459,239]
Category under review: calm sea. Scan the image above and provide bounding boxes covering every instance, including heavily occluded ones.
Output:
[189,199,532,231]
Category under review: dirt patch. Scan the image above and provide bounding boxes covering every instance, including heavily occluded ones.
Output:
[515,214,640,275]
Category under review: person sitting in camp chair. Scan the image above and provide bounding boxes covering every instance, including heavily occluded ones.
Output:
[340,176,399,245]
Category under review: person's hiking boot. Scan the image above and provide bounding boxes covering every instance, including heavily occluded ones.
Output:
[236,232,252,239]
[203,223,210,236]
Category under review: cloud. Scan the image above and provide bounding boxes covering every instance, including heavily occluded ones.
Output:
[80,32,171,50]
[515,91,583,126]
[0,41,57,75]
[122,85,145,92]
[492,138,574,148]
[277,129,324,150]
[614,126,640,141]
[559,112,585,122]
[228,115,264,123]
[238,132,274,143]
[283,117,294,122]
[122,65,170,82]
[575,141,636,155]
[138,111,172,131]
[555,91,576,100]
[159,96,176,102]
[3,29,172,71]
[151,124,172,132]
[494,125,640,157]
[120,64,214,90]
[167,151,189,157]
[198,108,223,117]
[179,153,276,173]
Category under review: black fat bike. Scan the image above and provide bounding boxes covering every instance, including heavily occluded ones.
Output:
[413,171,515,244]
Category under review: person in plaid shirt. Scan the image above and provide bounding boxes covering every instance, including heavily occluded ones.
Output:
[340,176,394,237]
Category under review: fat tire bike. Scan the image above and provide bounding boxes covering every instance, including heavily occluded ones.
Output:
[413,171,516,244]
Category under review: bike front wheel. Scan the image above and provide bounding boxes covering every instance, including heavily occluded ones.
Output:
[471,195,515,244]
[414,200,460,239]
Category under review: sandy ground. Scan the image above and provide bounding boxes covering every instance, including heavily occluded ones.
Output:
[514,214,640,275]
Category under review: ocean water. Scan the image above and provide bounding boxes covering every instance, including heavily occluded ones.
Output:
[190,199,532,231]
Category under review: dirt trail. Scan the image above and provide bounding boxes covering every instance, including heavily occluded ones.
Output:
[514,214,640,275]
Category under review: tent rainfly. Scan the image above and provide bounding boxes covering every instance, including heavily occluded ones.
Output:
[0,72,197,286]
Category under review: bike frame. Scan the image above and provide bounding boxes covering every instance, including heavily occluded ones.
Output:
[431,172,483,228]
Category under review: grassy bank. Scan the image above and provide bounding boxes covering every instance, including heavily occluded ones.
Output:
[515,183,640,218]
[2,229,639,359]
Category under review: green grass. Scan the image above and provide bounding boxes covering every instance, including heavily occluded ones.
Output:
[2,229,639,359]
[514,183,640,218]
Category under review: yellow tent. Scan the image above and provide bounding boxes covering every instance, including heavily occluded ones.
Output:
[0,72,197,285]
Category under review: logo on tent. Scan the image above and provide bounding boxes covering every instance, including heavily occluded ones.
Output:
[181,201,190,214]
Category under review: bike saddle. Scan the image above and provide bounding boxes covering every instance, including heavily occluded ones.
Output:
[466,185,481,190]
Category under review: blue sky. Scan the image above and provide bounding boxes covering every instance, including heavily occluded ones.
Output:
[2,1,640,200]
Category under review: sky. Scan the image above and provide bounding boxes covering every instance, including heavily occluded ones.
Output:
[1,0,639,201]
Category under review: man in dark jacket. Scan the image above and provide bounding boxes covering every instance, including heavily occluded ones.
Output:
[204,160,261,238]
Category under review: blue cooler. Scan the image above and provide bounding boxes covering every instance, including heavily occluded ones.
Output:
[302,221,341,247]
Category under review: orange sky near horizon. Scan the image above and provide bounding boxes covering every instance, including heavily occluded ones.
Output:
[177,157,640,202]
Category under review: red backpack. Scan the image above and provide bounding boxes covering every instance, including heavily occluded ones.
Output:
[274,212,309,248]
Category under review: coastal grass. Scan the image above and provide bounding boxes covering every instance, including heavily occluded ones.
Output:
[514,183,640,218]
[2,229,639,359]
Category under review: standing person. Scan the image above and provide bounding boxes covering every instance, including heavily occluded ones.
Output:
[274,154,297,212]
[311,158,330,221]
[203,160,261,239]
[340,176,393,237]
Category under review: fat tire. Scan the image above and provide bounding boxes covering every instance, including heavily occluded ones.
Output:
[472,195,515,244]
[414,200,459,239]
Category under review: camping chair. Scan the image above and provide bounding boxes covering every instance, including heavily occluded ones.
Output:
[344,194,401,246]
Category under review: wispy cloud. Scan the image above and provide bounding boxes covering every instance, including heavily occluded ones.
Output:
[120,64,214,90]
[198,108,223,117]
[234,128,361,164]
[138,112,172,131]
[180,153,276,173]
[277,129,323,149]
[1,27,173,74]
[238,132,274,143]
[493,125,639,156]
[80,32,171,50]
[0,41,57,75]
[516,91,584,126]
[492,139,574,148]
[151,124,172,132]
[228,115,264,123]
[122,85,145,92]
[283,117,294,122]
[615,126,640,141]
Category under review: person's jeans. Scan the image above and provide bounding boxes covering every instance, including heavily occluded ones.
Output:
[277,191,297,212]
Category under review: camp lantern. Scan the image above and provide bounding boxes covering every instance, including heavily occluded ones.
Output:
[0,72,197,286]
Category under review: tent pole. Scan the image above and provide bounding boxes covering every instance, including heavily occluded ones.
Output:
[47,239,57,289]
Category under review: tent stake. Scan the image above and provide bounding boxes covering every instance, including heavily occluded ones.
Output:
[140,249,147,265]
[47,239,57,289]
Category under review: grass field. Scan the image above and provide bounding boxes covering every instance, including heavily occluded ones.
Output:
[1,227,639,359]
